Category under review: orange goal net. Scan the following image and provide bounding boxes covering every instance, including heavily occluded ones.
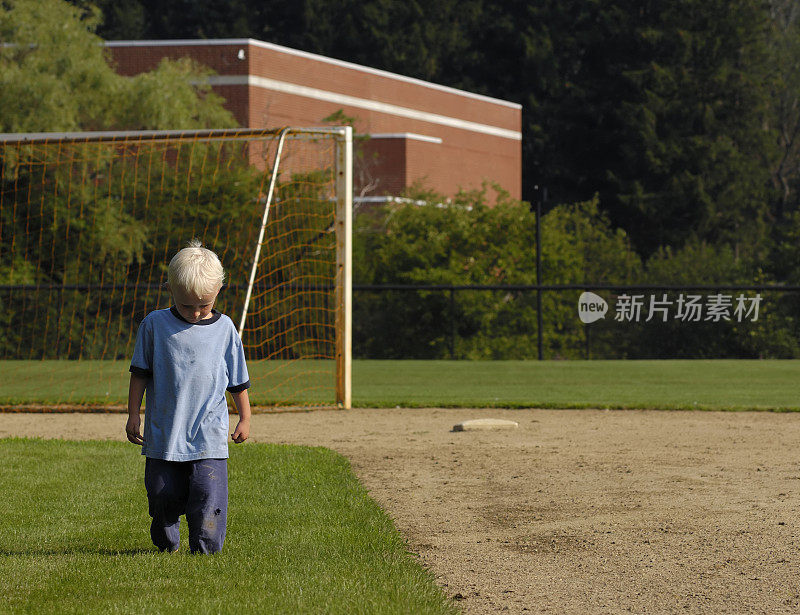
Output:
[0,127,352,410]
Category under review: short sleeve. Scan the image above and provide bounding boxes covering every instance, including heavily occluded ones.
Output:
[225,327,250,392]
[130,317,154,377]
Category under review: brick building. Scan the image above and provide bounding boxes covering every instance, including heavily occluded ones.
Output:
[107,39,522,201]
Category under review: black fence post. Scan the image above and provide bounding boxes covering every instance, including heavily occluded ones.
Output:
[536,187,546,360]
[585,321,590,359]
[450,287,456,359]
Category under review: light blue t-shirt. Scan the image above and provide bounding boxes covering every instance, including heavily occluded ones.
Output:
[130,307,250,461]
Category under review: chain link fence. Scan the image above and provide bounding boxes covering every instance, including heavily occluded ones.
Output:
[353,284,800,360]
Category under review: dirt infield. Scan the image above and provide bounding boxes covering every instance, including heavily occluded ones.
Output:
[3,408,800,614]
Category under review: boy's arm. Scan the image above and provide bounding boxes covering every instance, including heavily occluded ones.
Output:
[230,389,251,444]
[126,374,147,445]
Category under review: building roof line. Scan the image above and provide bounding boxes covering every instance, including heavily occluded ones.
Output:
[105,38,523,110]
[209,75,521,141]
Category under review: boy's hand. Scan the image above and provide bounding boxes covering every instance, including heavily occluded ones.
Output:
[231,418,250,444]
[127,374,146,446]
[125,414,144,445]
[230,389,251,444]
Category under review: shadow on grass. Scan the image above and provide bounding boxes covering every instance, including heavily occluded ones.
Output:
[0,547,156,557]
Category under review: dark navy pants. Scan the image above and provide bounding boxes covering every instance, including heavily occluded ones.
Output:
[144,457,228,554]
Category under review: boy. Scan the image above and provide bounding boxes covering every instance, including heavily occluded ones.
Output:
[126,239,251,554]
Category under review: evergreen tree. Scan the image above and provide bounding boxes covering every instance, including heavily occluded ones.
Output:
[503,0,775,256]
[767,0,800,221]
[78,0,780,258]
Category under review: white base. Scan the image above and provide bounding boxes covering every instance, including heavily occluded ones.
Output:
[452,418,519,432]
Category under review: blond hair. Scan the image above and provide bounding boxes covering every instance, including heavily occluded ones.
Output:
[167,239,225,297]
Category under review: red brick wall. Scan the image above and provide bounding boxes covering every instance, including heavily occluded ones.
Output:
[108,40,522,200]
[358,139,406,196]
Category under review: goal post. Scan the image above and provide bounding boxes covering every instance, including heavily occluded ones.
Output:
[335,126,353,409]
[0,126,353,410]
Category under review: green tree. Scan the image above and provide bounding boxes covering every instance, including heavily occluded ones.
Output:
[354,185,642,359]
[0,0,240,359]
[0,0,235,133]
[83,0,782,259]
[628,241,798,358]
[0,139,266,359]
[504,0,775,257]
[766,0,800,219]
[86,0,482,85]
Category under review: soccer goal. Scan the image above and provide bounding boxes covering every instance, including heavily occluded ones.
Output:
[0,127,352,410]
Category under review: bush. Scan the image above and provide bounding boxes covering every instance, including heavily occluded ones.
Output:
[354,185,642,359]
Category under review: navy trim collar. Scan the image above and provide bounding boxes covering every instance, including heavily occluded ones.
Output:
[170,306,222,325]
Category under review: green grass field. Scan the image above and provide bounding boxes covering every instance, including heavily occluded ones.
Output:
[0,439,456,615]
[1,359,800,411]
[354,360,800,411]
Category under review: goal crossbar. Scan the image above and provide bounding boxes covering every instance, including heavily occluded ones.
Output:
[0,126,349,145]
